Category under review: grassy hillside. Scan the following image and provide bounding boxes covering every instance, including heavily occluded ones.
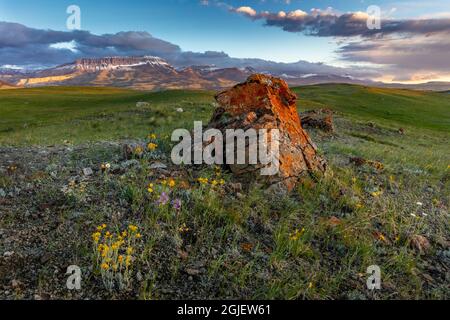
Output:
[0,84,449,145]
[294,84,450,132]
[0,84,449,300]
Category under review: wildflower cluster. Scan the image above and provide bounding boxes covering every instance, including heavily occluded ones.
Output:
[7,165,17,173]
[147,178,182,213]
[100,162,111,172]
[178,223,190,233]
[133,145,144,156]
[197,177,225,187]
[197,166,226,188]
[92,224,142,291]
[147,133,158,151]
[61,180,87,198]
[289,228,306,241]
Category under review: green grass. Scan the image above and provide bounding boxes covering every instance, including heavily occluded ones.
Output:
[0,84,449,300]
[0,86,214,145]
[1,84,449,145]
[294,84,450,132]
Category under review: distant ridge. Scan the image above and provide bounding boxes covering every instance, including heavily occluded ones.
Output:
[0,80,16,89]
[1,56,450,91]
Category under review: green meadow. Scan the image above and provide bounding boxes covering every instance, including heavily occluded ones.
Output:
[0,85,449,299]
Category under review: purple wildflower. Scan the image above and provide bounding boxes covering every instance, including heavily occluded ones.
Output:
[156,192,169,206]
[172,198,182,211]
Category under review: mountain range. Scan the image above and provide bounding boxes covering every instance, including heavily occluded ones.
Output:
[1,56,449,91]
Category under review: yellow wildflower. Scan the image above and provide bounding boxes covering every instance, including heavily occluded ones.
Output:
[211,180,218,186]
[92,232,101,242]
[371,191,383,197]
[101,263,110,271]
[289,228,305,241]
[134,146,144,155]
[126,247,134,255]
[125,255,132,268]
[118,255,124,264]
[128,225,138,233]
[136,233,142,239]
[168,179,176,188]
[147,143,158,151]
[148,133,157,140]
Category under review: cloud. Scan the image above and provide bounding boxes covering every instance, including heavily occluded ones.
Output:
[0,20,379,79]
[231,6,450,37]
[0,21,181,67]
[233,6,257,17]
[230,6,450,81]
[338,34,450,81]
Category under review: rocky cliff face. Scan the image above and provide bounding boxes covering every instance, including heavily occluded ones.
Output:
[73,56,173,72]
[8,56,254,90]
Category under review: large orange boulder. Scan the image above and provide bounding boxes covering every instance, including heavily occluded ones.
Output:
[208,74,326,192]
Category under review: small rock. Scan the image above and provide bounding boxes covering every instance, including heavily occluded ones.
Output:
[82,168,93,176]
[136,271,143,282]
[3,251,14,257]
[0,188,6,198]
[136,101,150,108]
[121,160,140,169]
[40,253,52,264]
[411,235,431,254]
[149,162,168,170]
[229,182,243,193]
[11,279,22,289]
[327,216,341,227]
[69,211,85,220]
[176,108,184,113]
[186,268,201,276]
[236,192,245,199]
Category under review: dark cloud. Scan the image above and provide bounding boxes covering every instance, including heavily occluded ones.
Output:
[0,21,379,79]
[338,34,450,81]
[0,21,181,67]
[231,7,450,81]
[232,7,450,37]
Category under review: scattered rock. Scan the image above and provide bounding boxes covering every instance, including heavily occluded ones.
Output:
[410,235,431,254]
[228,182,243,193]
[82,167,93,176]
[149,162,168,170]
[327,216,342,227]
[208,74,326,193]
[69,211,85,220]
[350,157,384,171]
[120,159,140,170]
[136,101,150,108]
[11,279,23,289]
[185,268,201,276]
[300,108,335,133]
[0,188,6,198]
[3,251,14,257]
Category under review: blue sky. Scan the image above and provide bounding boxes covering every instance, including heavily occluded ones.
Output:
[1,0,450,82]
[0,0,447,63]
